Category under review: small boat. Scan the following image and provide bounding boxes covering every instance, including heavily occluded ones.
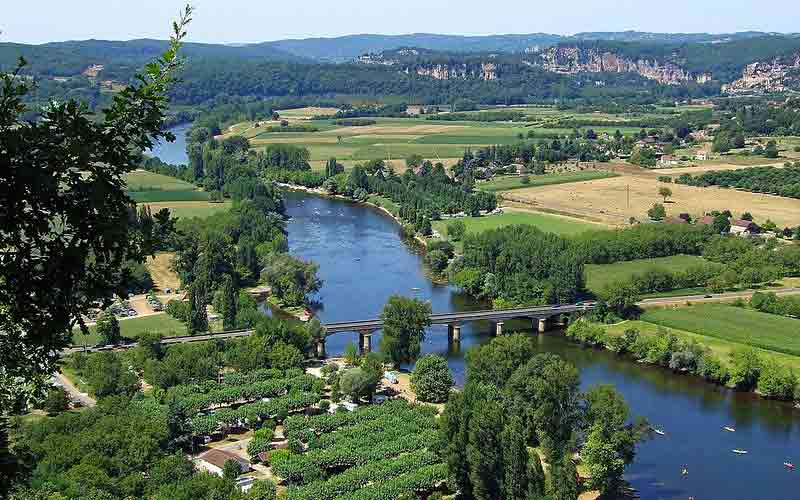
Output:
[723,426,736,432]
[732,449,749,455]
[784,462,795,469]
[411,287,420,291]
[354,258,361,261]
[653,428,666,436]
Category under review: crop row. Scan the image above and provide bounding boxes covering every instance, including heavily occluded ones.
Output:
[284,450,440,500]
[284,400,436,441]
[335,463,448,500]
[176,375,320,414]
[272,430,437,484]
[311,410,437,450]
[190,391,321,435]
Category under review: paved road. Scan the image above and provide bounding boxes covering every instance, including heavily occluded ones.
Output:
[62,287,800,355]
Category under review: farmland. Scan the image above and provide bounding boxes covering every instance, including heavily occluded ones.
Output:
[124,170,230,218]
[432,208,600,246]
[140,200,232,219]
[504,169,800,227]
[641,304,800,357]
[478,170,619,192]
[584,254,709,294]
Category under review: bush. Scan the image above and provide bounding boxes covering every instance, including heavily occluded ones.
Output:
[95,309,121,345]
[520,175,531,185]
[425,249,449,275]
[44,386,69,415]
[446,220,466,241]
[410,354,454,403]
[166,299,189,321]
[728,348,762,390]
[757,362,797,400]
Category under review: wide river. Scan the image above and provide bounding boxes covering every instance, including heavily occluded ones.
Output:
[158,129,800,500]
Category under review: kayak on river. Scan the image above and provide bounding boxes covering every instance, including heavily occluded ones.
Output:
[653,428,666,436]
[733,449,749,455]
[723,426,736,432]
[784,462,795,469]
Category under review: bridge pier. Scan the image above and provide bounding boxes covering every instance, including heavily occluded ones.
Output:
[495,321,504,336]
[447,323,462,344]
[358,330,373,354]
[538,317,548,333]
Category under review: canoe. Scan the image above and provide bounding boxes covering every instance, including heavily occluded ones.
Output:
[653,429,666,436]
[723,426,736,432]
[732,449,748,455]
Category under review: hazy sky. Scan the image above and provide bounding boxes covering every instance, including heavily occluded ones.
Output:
[2,0,798,44]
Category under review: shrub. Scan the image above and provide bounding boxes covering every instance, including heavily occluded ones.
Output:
[44,386,69,415]
[446,220,466,241]
[520,175,531,185]
[728,348,762,390]
[410,354,454,403]
[166,299,189,321]
[757,362,797,400]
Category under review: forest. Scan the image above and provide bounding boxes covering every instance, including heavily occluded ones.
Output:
[675,163,800,199]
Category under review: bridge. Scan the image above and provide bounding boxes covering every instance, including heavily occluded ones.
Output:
[319,303,594,356]
[65,303,595,357]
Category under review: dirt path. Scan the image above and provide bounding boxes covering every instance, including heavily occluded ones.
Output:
[54,372,96,407]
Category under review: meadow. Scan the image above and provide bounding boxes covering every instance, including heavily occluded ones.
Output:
[478,171,619,192]
[124,170,230,219]
[72,313,187,345]
[584,254,709,294]
[641,304,800,357]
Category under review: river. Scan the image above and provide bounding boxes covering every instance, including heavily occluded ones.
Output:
[158,127,800,500]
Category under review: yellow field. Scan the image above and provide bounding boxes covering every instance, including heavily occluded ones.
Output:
[146,252,180,291]
[504,170,800,227]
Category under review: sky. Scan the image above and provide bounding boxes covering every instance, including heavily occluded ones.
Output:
[2,0,798,44]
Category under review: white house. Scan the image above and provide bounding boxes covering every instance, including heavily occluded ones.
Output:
[194,449,251,477]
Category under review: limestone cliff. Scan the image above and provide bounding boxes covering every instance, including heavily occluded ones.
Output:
[723,53,800,94]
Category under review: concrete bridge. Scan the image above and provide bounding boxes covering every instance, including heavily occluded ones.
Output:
[317,303,595,356]
[65,303,595,357]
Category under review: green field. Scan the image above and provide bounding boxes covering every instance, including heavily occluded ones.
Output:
[478,171,619,192]
[124,171,196,191]
[604,319,800,371]
[641,304,800,357]
[433,210,598,249]
[128,190,210,202]
[72,313,187,345]
[584,255,709,294]
[142,201,232,219]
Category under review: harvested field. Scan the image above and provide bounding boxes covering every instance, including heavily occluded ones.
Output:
[146,252,180,292]
[505,175,800,227]
[275,106,339,118]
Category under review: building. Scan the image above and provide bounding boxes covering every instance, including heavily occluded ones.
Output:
[194,449,251,477]
[696,215,716,226]
[729,219,760,237]
[659,155,679,166]
[695,152,708,161]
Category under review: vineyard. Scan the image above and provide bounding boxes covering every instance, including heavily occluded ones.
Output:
[273,400,447,500]
[159,369,325,436]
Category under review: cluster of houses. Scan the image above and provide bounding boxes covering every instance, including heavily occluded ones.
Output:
[664,213,763,237]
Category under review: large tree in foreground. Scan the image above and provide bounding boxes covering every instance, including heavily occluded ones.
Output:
[379,295,432,366]
[0,6,192,409]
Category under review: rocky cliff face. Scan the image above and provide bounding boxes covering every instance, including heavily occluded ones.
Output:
[410,62,497,81]
[722,53,800,94]
[532,46,706,85]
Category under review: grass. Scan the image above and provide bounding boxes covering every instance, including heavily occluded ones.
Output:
[128,190,210,202]
[124,171,197,191]
[478,171,619,192]
[140,201,232,219]
[641,304,800,357]
[583,255,709,295]
[604,319,800,371]
[367,195,400,217]
[72,313,186,345]
[433,209,598,251]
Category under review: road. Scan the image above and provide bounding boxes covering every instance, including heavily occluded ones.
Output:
[61,287,800,355]
[53,372,96,407]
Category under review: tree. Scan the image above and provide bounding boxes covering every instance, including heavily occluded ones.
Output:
[729,348,761,390]
[43,386,69,415]
[214,274,238,330]
[712,212,731,234]
[95,310,122,346]
[247,480,277,500]
[425,249,449,275]
[740,212,753,221]
[647,203,666,221]
[379,295,431,366]
[222,459,243,480]
[467,394,505,500]
[411,354,454,403]
[186,280,209,335]
[0,8,191,408]
[658,186,672,203]
[465,334,535,388]
[447,220,466,241]
[502,416,543,500]
[600,282,641,318]
[339,367,379,402]
[764,140,779,159]
[757,362,796,400]
[268,341,304,371]
[548,454,578,500]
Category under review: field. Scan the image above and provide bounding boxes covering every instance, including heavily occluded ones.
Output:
[584,255,709,294]
[503,168,800,227]
[72,313,186,345]
[129,191,209,202]
[140,201,232,219]
[641,304,800,357]
[604,319,800,371]
[123,170,197,191]
[433,208,599,246]
[478,171,619,192]
[146,252,180,292]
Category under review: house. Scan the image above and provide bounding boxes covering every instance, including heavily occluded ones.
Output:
[729,219,760,237]
[658,155,679,166]
[194,449,251,477]
[696,215,716,226]
[695,152,709,161]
